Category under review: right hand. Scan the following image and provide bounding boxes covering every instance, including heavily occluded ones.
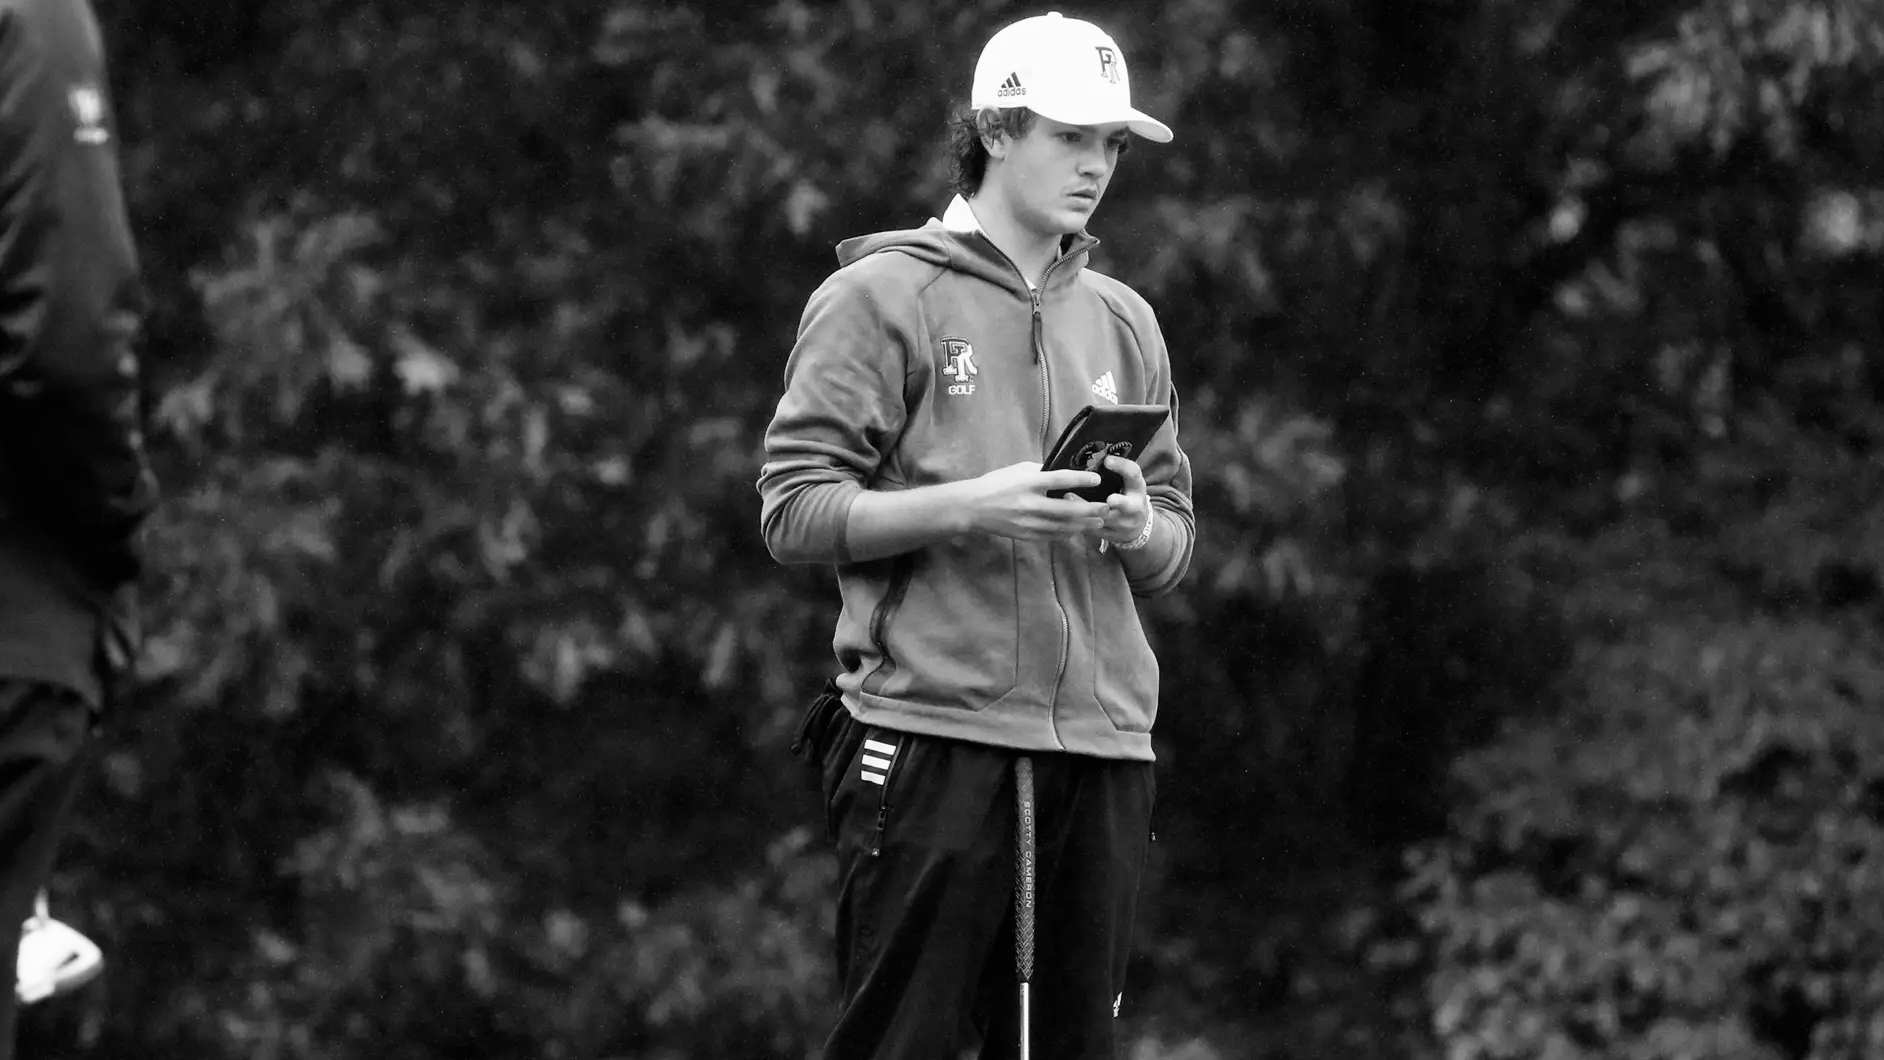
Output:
[965,462,1109,541]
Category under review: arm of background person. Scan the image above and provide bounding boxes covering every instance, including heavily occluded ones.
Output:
[0,0,156,587]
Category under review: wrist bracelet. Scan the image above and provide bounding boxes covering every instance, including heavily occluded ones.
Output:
[1116,509,1156,552]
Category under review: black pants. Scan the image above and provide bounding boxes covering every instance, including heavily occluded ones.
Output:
[797,685,1154,1060]
[0,681,93,1059]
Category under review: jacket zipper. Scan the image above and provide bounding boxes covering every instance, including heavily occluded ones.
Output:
[981,236,1093,752]
[1032,288,1049,443]
[1031,266,1070,752]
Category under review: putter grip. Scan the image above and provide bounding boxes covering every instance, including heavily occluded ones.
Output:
[1014,756,1037,983]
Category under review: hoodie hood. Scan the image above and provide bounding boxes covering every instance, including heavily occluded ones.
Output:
[834,195,1098,295]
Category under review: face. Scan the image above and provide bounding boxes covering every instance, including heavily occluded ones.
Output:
[985,116,1132,239]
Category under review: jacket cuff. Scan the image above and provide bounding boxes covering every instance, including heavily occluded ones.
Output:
[1119,504,1191,596]
[763,480,863,565]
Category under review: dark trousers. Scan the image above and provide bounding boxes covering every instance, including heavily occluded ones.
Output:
[797,686,1154,1060]
[0,681,93,1059]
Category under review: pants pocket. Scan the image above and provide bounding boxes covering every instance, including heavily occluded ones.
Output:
[855,728,904,857]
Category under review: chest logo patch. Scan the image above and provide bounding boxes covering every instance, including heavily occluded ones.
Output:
[940,338,978,396]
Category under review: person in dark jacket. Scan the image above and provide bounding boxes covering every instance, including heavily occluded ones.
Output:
[759,12,1192,1059]
[0,0,154,1050]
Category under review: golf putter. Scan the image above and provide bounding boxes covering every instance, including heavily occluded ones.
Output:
[1015,756,1037,1060]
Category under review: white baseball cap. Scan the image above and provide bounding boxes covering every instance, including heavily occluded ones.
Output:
[969,12,1173,143]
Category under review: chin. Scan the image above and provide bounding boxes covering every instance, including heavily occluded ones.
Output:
[1021,205,1093,239]
[1054,207,1095,232]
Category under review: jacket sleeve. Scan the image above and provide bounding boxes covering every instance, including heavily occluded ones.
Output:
[0,1,156,586]
[756,264,914,566]
[1122,311,1195,598]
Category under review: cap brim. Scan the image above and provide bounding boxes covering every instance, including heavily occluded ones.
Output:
[1027,101,1173,143]
[1124,111,1174,143]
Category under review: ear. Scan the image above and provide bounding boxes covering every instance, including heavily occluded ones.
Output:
[980,127,1009,160]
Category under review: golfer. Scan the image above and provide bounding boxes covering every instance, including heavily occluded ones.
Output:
[759,11,1194,1058]
[0,0,154,1051]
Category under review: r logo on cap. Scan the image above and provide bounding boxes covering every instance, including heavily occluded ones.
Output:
[1095,46,1120,84]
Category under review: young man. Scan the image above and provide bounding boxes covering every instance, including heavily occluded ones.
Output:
[0,0,154,1050]
[759,11,1193,1059]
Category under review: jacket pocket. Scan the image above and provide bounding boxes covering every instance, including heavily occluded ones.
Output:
[864,537,1020,707]
[1089,564,1160,733]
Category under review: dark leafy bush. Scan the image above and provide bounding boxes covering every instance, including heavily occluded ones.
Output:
[1406,429,1884,1059]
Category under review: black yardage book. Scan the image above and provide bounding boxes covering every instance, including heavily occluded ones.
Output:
[1042,403,1169,502]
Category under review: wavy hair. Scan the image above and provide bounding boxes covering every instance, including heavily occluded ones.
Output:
[946,104,1036,197]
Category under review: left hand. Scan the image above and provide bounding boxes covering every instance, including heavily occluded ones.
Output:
[1096,454,1151,548]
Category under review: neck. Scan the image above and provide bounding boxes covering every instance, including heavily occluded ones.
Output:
[965,190,1062,288]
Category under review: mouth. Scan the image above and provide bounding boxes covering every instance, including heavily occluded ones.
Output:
[1067,189,1099,205]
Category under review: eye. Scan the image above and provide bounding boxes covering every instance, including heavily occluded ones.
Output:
[1060,131,1082,143]
[1108,136,1132,155]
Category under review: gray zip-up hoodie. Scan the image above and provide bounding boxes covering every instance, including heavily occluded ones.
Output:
[758,198,1195,761]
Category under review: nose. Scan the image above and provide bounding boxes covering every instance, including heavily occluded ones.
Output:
[1078,140,1110,177]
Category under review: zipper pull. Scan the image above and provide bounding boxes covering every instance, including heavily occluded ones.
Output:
[1031,292,1043,364]
[871,805,888,857]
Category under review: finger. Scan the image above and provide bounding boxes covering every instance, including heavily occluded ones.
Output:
[1099,496,1144,531]
[1016,514,1105,539]
[1105,455,1148,492]
[1044,504,1107,521]
[1036,468,1104,491]
[1035,500,1108,527]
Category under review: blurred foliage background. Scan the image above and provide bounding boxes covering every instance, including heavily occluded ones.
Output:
[28,0,1884,1056]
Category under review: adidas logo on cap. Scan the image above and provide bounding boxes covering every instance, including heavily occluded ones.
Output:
[997,72,1024,98]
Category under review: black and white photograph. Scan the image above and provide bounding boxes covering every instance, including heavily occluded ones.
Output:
[2,1,1881,1057]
